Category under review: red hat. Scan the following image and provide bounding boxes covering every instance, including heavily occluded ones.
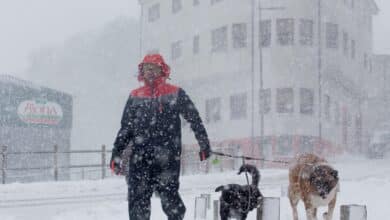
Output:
[138,54,170,81]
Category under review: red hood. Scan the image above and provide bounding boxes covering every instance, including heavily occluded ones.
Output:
[138,54,170,85]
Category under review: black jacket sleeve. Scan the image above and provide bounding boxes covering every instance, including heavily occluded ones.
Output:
[112,97,134,158]
[177,89,211,152]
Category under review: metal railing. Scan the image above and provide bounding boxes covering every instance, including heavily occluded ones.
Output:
[0,145,240,184]
[0,145,111,184]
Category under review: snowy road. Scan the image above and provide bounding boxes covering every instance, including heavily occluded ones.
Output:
[1,155,390,219]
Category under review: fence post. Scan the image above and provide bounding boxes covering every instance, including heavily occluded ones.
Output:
[1,146,7,184]
[340,204,367,220]
[213,200,220,220]
[53,145,58,181]
[257,197,280,220]
[101,145,106,179]
[200,194,211,209]
[194,196,207,219]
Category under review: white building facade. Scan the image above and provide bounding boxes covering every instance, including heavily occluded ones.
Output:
[138,0,378,163]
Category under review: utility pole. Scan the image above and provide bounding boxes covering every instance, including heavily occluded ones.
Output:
[139,3,144,59]
[250,0,256,155]
[317,0,323,147]
[257,1,285,158]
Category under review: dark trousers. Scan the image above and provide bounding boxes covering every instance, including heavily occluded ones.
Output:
[127,146,186,220]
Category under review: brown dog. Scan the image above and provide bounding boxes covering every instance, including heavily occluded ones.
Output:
[288,153,339,220]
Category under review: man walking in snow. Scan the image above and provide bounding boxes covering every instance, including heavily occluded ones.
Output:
[110,54,212,220]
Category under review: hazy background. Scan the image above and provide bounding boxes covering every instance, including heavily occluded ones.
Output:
[1,0,389,149]
[374,0,390,54]
[0,0,139,76]
[1,0,390,75]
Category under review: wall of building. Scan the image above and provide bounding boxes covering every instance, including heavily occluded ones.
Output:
[0,75,73,183]
[139,0,378,157]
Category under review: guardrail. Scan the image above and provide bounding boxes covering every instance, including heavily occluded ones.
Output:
[0,145,111,184]
[0,145,239,184]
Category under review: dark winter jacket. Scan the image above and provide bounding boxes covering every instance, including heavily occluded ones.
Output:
[112,55,210,164]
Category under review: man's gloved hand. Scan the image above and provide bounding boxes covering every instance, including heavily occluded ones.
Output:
[199,148,211,161]
[110,156,122,175]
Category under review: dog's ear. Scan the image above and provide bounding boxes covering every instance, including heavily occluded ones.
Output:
[215,185,224,192]
[330,169,338,179]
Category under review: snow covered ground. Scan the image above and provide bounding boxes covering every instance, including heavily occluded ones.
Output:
[1,155,390,220]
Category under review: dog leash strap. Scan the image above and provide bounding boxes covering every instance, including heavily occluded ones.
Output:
[210,151,290,164]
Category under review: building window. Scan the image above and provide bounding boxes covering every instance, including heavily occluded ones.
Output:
[259,89,271,114]
[194,0,199,6]
[300,88,314,115]
[172,0,182,13]
[205,98,221,123]
[369,59,373,73]
[171,40,182,60]
[326,23,338,49]
[193,35,200,54]
[355,114,362,146]
[301,136,315,153]
[211,26,228,52]
[334,102,340,125]
[300,19,313,46]
[324,95,331,120]
[343,32,349,56]
[277,19,294,46]
[211,0,223,5]
[230,93,247,119]
[278,135,293,156]
[277,88,294,113]
[351,39,356,59]
[259,20,271,47]
[148,4,160,22]
[364,53,368,68]
[232,23,247,48]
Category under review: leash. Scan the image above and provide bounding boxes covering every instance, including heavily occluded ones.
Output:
[210,150,290,165]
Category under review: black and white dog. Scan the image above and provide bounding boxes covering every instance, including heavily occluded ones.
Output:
[215,164,263,220]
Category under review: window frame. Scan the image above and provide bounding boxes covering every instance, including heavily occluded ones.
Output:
[259,88,271,114]
[300,19,314,46]
[259,19,272,47]
[343,31,349,56]
[205,97,222,123]
[230,93,247,120]
[211,26,228,52]
[276,88,294,113]
[276,18,294,46]
[148,3,160,22]
[172,0,182,14]
[300,88,314,115]
[232,23,248,49]
[326,22,339,49]
[171,40,183,60]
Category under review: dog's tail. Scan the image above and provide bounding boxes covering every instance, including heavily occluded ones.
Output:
[238,164,260,186]
[215,185,225,192]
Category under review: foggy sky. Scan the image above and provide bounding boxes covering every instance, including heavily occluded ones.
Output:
[0,0,139,76]
[0,0,389,77]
